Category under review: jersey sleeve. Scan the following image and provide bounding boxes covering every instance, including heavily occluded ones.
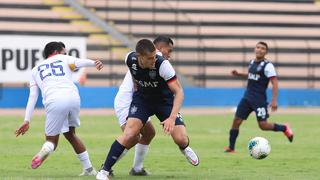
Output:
[123,70,135,91]
[159,60,177,83]
[24,82,39,122]
[264,63,277,78]
[29,73,37,87]
[65,55,95,71]
[125,51,134,67]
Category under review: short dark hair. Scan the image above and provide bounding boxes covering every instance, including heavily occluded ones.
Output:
[44,41,65,58]
[257,41,268,51]
[153,35,174,46]
[136,39,155,55]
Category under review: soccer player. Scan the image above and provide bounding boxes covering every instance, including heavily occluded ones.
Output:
[113,36,195,176]
[224,41,294,153]
[15,42,103,176]
[154,36,199,166]
[96,39,199,180]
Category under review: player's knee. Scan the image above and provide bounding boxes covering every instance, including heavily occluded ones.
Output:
[258,122,268,130]
[140,133,154,144]
[123,133,140,144]
[63,131,75,141]
[232,118,242,129]
[141,124,156,143]
[146,128,156,141]
[173,134,188,147]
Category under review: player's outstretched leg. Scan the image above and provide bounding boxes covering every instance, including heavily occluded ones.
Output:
[96,118,142,180]
[31,137,57,169]
[63,127,97,176]
[258,121,294,142]
[171,125,199,166]
[130,121,155,176]
[225,117,243,153]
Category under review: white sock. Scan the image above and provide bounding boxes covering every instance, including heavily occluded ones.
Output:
[39,141,54,158]
[133,143,149,171]
[77,151,93,170]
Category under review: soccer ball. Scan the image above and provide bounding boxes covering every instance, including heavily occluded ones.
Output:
[248,137,271,159]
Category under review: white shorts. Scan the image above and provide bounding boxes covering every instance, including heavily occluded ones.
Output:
[44,97,80,136]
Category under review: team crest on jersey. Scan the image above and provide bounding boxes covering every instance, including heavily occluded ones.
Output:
[257,65,262,72]
[131,106,138,114]
[149,70,157,79]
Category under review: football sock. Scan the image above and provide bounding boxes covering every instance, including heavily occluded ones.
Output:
[133,143,149,171]
[77,151,93,170]
[273,123,286,132]
[39,141,54,158]
[229,129,239,150]
[118,148,128,162]
[103,140,126,171]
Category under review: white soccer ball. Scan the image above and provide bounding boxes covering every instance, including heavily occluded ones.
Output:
[248,137,271,159]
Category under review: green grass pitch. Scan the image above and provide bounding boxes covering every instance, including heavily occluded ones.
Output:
[0,114,319,180]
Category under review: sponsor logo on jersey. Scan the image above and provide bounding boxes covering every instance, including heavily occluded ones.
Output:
[136,80,159,88]
[248,73,260,81]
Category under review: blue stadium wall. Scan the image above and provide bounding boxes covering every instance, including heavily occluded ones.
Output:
[1,87,320,108]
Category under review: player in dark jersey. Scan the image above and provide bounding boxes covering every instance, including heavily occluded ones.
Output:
[153,35,199,166]
[96,39,199,180]
[225,41,294,153]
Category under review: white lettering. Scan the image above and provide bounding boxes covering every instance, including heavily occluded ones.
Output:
[137,80,159,87]
[248,73,260,81]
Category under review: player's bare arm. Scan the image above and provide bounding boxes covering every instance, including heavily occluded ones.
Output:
[231,69,248,78]
[161,79,184,135]
[270,76,278,112]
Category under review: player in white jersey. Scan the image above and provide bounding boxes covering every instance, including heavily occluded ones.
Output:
[113,36,198,177]
[15,42,103,176]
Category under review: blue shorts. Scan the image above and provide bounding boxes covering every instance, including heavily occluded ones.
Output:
[127,96,185,126]
[235,98,269,121]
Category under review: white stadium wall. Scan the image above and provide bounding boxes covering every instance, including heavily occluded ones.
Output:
[0,35,86,83]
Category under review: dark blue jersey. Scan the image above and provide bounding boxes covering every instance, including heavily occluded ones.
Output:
[244,59,277,102]
[126,52,177,102]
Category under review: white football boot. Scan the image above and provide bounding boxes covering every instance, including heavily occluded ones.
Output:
[96,169,110,180]
[79,167,97,176]
[180,146,199,166]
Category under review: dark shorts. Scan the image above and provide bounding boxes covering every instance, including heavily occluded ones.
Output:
[235,98,269,121]
[127,96,185,126]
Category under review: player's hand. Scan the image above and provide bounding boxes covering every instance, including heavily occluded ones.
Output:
[94,60,104,70]
[15,121,30,137]
[231,70,239,76]
[160,116,175,135]
[270,99,278,112]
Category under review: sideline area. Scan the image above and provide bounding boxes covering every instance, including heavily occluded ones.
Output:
[1,107,319,116]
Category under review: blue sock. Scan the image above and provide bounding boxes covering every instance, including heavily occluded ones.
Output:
[273,123,286,132]
[229,129,239,150]
[103,140,126,171]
